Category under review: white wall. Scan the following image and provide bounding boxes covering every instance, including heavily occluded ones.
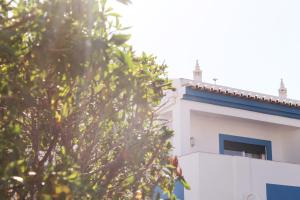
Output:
[280,130,300,164]
[179,153,200,200]
[180,152,300,200]
[190,110,296,162]
[172,99,300,164]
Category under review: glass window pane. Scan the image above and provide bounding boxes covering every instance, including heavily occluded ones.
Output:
[223,140,267,160]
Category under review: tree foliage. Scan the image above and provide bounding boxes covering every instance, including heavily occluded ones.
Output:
[0,0,189,199]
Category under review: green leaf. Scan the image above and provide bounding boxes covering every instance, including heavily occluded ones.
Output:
[122,175,135,186]
[171,194,177,200]
[108,12,122,17]
[62,103,69,117]
[61,147,66,155]
[166,164,176,169]
[68,171,79,180]
[95,83,104,93]
[116,0,132,5]
[179,177,191,190]
[55,184,71,194]
[41,194,52,200]
[13,124,21,134]
[110,34,131,45]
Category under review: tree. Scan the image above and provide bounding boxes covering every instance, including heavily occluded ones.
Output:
[0,0,189,199]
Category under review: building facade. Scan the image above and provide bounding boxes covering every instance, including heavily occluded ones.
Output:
[159,62,300,200]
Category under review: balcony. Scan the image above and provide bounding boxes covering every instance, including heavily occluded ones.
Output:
[179,152,300,200]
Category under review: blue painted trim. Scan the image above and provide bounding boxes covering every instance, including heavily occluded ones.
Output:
[183,87,300,120]
[267,183,300,200]
[219,134,272,160]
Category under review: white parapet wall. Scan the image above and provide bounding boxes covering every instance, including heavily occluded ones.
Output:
[179,152,300,200]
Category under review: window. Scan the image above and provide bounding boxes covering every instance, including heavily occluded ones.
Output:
[223,140,266,159]
[219,134,272,160]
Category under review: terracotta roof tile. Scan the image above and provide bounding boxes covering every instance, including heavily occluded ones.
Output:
[185,81,300,108]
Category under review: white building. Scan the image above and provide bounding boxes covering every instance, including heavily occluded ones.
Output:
[159,61,300,200]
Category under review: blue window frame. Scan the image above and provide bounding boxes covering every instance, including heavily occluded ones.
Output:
[267,184,300,200]
[219,134,272,160]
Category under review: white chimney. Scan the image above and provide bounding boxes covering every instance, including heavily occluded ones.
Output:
[193,60,202,82]
[278,79,287,98]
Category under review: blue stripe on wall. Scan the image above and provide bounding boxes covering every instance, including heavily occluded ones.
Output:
[267,184,300,200]
[183,87,300,120]
[219,134,272,160]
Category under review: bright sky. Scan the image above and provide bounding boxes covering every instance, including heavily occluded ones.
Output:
[114,0,300,100]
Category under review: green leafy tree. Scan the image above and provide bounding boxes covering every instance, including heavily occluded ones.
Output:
[0,0,189,199]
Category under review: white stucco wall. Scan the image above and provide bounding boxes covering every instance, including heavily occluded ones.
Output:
[171,99,300,164]
[179,153,200,200]
[190,110,298,163]
[280,130,300,164]
[180,152,300,200]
